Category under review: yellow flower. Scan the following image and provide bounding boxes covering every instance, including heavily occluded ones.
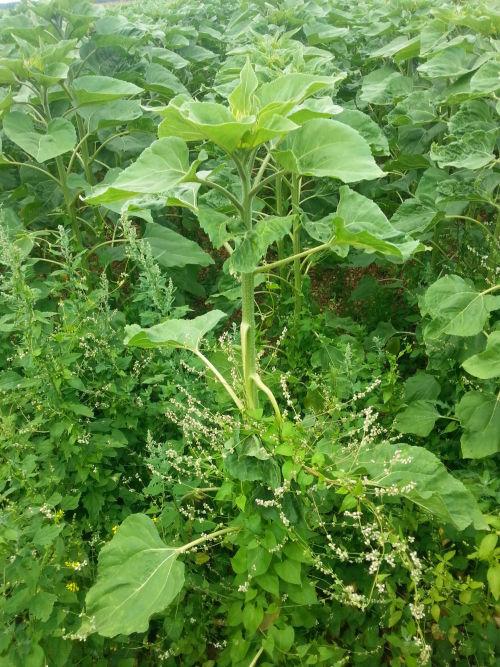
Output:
[65,560,81,570]
[66,582,79,592]
[112,525,119,534]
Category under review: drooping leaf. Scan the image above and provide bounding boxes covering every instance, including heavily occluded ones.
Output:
[448,100,496,135]
[198,206,233,249]
[143,223,213,269]
[303,22,349,44]
[274,119,384,182]
[82,514,184,637]
[336,186,399,240]
[3,112,76,163]
[86,137,200,204]
[72,75,143,104]
[462,331,500,379]
[287,97,343,124]
[305,187,420,260]
[487,564,500,601]
[255,72,344,115]
[470,60,500,94]
[332,216,415,258]
[456,391,500,458]
[335,108,389,155]
[124,310,226,353]
[76,99,142,132]
[143,63,188,97]
[343,443,487,530]
[227,216,293,273]
[421,275,500,338]
[370,35,420,62]
[390,198,438,234]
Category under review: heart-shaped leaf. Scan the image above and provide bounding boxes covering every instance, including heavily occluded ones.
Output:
[143,222,213,269]
[124,310,226,353]
[339,443,487,530]
[3,112,76,163]
[86,137,200,204]
[456,391,500,458]
[274,119,384,182]
[421,275,500,338]
[462,332,500,379]
[81,514,185,637]
[72,75,143,104]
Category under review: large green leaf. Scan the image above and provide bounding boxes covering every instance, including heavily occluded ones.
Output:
[335,108,389,155]
[124,310,226,352]
[421,275,500,338]
[359,67,413,105]
[343,443,487,530]
[470,60,500,94]
[274,119,384,182]
[417,46,487,79]
[158,96,254,153]
[430,131,496,170]
[462,331,500,379]
[143,63,188,97]
[86,137,200,204]
[144,223,213,269]
[81,514,184,637]
[390,198,438,234]
[76,99,142,132]
[72,75,143,104]
[456,391,500,458]
[3,112,76,163]
[393,400,441,437]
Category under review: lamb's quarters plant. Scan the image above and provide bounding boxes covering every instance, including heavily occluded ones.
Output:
[79,391,492,665]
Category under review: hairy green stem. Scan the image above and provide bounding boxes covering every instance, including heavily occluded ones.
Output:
[254,241,332,274]
[238,153,260,411]
[241,271,258,410]
[55,155,83,250]
[275,173,286,282]
[177,526,239,553]
[291,174,302,320]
